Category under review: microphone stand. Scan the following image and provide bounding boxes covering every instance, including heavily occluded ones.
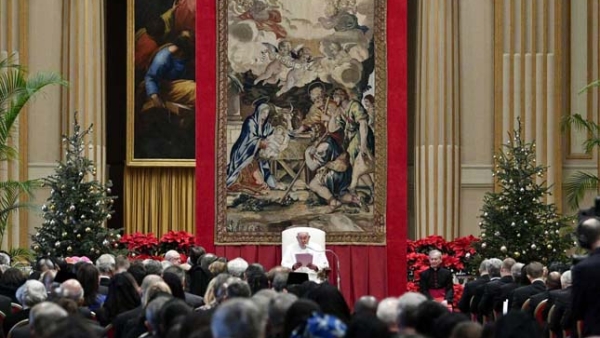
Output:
[325,249,341,290]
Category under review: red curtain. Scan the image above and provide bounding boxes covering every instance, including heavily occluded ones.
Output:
[195,0,407,306]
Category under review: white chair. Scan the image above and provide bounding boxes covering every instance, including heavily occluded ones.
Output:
[281,227,326,257]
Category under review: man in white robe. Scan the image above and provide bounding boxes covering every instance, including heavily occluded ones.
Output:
[281,231,329,282]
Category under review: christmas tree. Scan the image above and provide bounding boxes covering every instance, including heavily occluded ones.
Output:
[475,119,574,264]
[32,113,121,260]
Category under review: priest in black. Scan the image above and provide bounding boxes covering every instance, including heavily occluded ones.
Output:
[419,250,454,305]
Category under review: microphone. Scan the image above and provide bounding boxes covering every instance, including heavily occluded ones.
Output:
[305,245,341,290]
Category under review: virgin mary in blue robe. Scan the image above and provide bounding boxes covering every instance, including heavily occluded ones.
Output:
[226,103,277,191]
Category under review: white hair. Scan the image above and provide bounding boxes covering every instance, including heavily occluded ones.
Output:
[377,297,400,327]
[227,257,249,278]
[428,250,442,258]
[561,270,572,287]
[17,280,47,308]
[95,254,116,274]
[164,250,181,261]
[397,292,427,311]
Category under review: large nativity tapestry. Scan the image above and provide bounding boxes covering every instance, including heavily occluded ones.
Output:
[215,0,387,244]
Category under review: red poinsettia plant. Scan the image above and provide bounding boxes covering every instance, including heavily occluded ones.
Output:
[406,235,479,308]
[119,231,194,261]
[159,230,195,253]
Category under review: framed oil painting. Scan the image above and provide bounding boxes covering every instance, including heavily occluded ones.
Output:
[126,0,196,166]
[215,0,387,244]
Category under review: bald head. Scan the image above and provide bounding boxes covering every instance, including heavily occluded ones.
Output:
[59,279,84,304]
[546,271,562,290]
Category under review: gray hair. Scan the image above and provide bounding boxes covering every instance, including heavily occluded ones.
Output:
[29,301,68,336]
[140,275,164,306]
[143,259,163,276]
[268,293,297,327]
[164,265,186,283]
[487,258,503,277]
[211,298,265,338]
[479,259,491,273]
[0,252,10,266]
[146,296,171,333]
[397,292,427,329]
[251,289,278,324]
[561,270,572,287]
[227,258,249,278]
[511,262,525,280]
[272,272,288,292]
[96,254,116,274]
[16,280,47,308]
[377,297,400,327]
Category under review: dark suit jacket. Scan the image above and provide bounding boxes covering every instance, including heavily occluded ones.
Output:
[113,306,142,338]
[419,267,454,302]
[478,275,513,316]
[494,281,518,313]
[3,308,29,336]
[572,247,600,337]
[457,275,490,314]
[188,265,212,297]
[548,287,573,337]
[511,280,546,310]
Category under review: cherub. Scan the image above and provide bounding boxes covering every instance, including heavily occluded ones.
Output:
[276,47,321,96]
[254,40,293,85]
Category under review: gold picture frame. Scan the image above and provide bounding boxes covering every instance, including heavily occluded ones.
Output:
[126,0,196,167]
[215,0,388,245]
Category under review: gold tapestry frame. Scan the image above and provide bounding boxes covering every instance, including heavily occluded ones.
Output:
[125,0,196,167]
[215,0,388,245]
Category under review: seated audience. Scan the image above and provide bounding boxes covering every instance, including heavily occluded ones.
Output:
[96,272,141,326]
[414,300,450,337]
[457,259,491,314]
[477,258,513,319]
[510,262,545,310]
[494,262,523,314]
[345,314,389,338]
[526,270,561,317]
[396,292,427,335]
[211,298,265,338]
[76,263,105,312]
[547,270,574,337]
[267,293,297,338]
[353,295,378,317]
[3,280,46,335]
[376,297,400,336]
[27,301,68,338]
[283,299,321,338]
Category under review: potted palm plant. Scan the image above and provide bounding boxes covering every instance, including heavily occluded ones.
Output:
[0,54,67,251]
[561,79,600,209]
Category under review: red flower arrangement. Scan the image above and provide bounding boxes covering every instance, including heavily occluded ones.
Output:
[119,230,194,260]
[406,235,479,309]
